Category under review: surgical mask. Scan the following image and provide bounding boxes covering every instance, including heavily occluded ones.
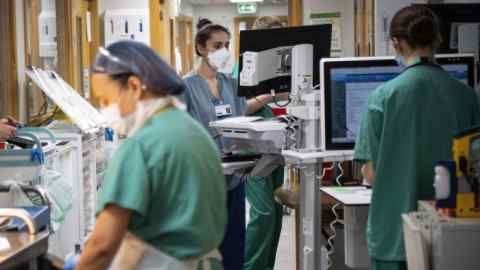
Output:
[395,54,407,68]
[208,48,234,74]
[101,96,182,137]
[127,97,173,136]
[100,104,135,137]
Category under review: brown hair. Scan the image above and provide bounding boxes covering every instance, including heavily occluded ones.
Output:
[195,18,230,57]
[253,16,283,30]
[389,6,441,49]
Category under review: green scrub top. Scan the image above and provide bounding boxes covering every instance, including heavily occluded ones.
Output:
[97,108,227,260]
[354,58,480,261]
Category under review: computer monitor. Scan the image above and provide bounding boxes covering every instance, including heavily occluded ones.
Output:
[436,54,476,88]
[321,54,477,151]
[238,25,332,98]
[413,4,480,55]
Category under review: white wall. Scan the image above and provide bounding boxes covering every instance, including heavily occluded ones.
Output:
[375,0,429,56]
[179,1,194,17]
[41,0,55,11]
[99,0,149,13]
[374,0,480,56]
[191,3,288,60]
[303,0,355,57]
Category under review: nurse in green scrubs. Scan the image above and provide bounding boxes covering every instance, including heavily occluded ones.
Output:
[355,6,480,270]
[75,40,227,270]
[242,16,285,270]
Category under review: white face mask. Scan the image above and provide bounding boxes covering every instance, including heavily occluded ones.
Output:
[101,96,185,137]
[100,104,135,137]
[208,48,234,74]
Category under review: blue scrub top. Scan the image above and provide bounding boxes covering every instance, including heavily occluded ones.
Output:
[182,72,247,150]
[182,72,247,190]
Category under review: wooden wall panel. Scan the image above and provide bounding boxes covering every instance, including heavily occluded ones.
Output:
[288,0,303,26]
[354,0,375,56]
[88,0,100,66]
[56,0,99,99]
[0,0,19,118]
[56,0,75,86]
[23,0,45,120]
[150,0,175,64]
[175,16,193,76]
[151,0,167,61]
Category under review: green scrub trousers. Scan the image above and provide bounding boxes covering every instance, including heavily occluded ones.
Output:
[371,259,407,270]
[244,106,284,270]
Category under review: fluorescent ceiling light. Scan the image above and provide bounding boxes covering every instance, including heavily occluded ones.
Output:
[230,0,264,3]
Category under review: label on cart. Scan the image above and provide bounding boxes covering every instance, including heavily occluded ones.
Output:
[215,104,233,118]
[303,218,313,235]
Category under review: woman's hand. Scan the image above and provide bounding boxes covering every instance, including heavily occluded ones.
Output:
[361,162,375,186]
[275,92,290,101]
[246,91,290,115]
[0,117,17,141]
[75,205,132,270]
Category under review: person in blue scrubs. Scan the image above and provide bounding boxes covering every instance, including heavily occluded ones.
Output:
[182,18,287,270]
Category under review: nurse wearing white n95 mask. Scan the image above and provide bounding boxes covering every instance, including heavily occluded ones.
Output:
[74,40,227,270]
[181,18,289,270]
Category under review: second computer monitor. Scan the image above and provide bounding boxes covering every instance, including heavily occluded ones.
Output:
[321,54,477,151]
[238,24,332,98]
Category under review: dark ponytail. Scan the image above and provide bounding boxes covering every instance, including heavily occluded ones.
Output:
[195,18,230,57]
[390,6,441,49]
[197,18,213,30]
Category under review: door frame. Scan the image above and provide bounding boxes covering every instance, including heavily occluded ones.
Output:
[0,0,19,118]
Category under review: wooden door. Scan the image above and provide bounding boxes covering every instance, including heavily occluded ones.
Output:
[354,0,375,56]
[173,16,194,76]
[288,0,303,27]
[0,0,18,118]
[23,0,46,123]
[150,0,174,64]
[55,0,99,102]
[234,16,257,60]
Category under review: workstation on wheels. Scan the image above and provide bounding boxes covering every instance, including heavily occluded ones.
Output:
[0,1,479,270]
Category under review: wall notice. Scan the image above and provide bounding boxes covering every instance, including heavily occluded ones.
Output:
[310,12,342,57]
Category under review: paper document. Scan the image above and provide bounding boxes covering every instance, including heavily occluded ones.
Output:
[213,116,263,124]
[0,237,10,251]
[321,186,372,205]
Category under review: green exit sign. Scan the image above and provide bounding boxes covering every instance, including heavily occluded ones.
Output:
[238,3,257,15]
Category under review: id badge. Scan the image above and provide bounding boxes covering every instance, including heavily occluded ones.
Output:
[215,104,233,118]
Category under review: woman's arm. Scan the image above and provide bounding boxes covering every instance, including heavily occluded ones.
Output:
[245,92,289,115]
[75,205,132,270]
[361,161,376,186]
[246,94,273,115]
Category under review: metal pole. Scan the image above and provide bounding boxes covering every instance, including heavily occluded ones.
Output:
[298,161,323,270]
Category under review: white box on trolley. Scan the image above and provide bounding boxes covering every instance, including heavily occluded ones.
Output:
[26,67,116,259]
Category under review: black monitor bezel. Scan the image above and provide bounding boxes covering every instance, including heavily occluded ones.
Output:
[238,24,332,99]
[323,58,398,151]
[436,55,476,88]
[323,54,476,151]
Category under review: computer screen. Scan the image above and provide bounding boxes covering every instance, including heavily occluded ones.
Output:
[329,65,401,145]
[238,25,332,98]
[322,54,476,151]
[436,54,476,87]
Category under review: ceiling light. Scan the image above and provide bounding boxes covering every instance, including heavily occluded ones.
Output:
[230,0,264,3]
